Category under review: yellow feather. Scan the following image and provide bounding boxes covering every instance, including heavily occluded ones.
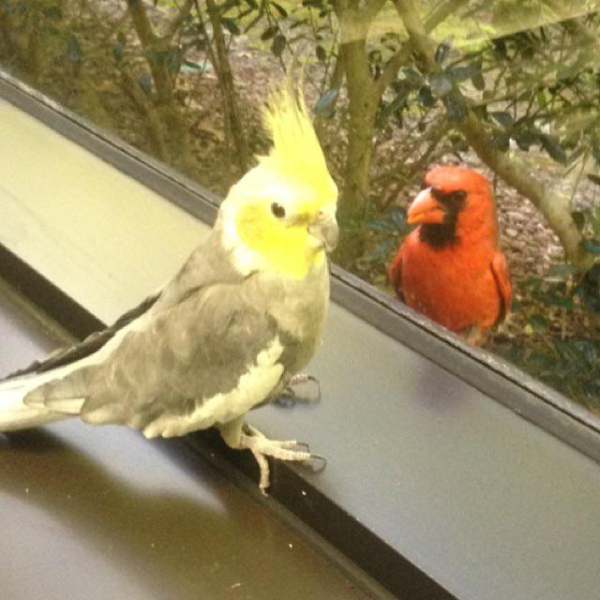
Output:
[260,86,337,211]
[236,204,324,280]
[225,85,337,279]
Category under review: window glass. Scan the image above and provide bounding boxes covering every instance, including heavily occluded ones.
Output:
[1,0,599,412]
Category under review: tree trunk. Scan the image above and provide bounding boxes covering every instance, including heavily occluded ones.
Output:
[127,0,174,105]
[204,0,250,174]
[333,1,384,267]
[340,38,378,224]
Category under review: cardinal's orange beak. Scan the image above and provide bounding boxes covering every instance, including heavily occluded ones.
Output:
[407,188,446,225]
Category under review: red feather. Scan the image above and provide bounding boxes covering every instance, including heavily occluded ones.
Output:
[390,166,512,342]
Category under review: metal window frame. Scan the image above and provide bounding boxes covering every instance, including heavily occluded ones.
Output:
[1,68,599,599]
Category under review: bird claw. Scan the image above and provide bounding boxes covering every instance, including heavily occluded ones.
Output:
[239,424,316,493]
[275,373,322,408]
[301,453,328,474]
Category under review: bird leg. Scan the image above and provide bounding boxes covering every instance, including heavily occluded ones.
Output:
[275,373,322,408]
[219,418,311,493]
[463,325,485,346]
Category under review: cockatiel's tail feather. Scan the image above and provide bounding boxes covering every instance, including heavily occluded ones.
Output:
[0,374,72,431]
[0,294,157,431]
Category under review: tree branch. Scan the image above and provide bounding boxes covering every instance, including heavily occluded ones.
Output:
[164,0,194,41]
[376,0,468,95]
[127,0,158,45]
[203,0,250,172]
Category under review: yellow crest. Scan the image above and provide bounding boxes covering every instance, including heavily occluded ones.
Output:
[260,86,337,210]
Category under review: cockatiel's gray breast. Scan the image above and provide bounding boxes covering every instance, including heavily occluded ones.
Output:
[251,259,330,378]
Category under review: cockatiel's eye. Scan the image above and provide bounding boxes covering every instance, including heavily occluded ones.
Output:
[271,202,286,218]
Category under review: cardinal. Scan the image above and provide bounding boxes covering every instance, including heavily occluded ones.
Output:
[389,166,512,344]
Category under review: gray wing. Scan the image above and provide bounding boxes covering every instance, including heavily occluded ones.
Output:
[5,226,244,383]
[25,276,298,437]
[2,292,160,381]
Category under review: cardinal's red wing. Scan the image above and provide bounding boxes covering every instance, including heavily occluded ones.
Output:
[491,251,512,323]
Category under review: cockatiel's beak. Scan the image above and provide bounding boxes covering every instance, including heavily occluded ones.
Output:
[407,188,446,225]
[308,211,339,253]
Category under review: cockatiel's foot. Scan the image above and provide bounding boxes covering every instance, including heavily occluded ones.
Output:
[275,373,321,408]
[239,424,311,493]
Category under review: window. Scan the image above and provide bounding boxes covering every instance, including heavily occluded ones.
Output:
[2,2,600,599]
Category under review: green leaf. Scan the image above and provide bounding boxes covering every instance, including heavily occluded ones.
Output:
[540,134,567,164]
[572,340,597,367]
[138,74,152,95]
[66,35,82,63]
[492,134,510,152]
[221,18,241,35]
[571,211,585,232]
[368,49,382,64]
[545,263,578,279]
[587,173,600,186]
[314,88,339,118]
[591,208,600,238]
[112,43,124,62]
[260,25,278,40]
[493,39,507,60]
[513,130,538,151]
[529,314,548,332]
[471,72,485,91]
[402,68,423,87]
[389,207,407,230]
[380,85,410,123]
[271,2,288,17]
[536,88,548,108]
[448,62,479,82]
[430,73,452,97]
[434,39,451,64]
[528,350,555,372]
[271,34,286,57]
[490,111,514,128]
[545,293,574,310]
[418,86,436,107]
[43,5,63,20]
[443,90,467,122]
[554,339,580,366]
[582,239,600,255]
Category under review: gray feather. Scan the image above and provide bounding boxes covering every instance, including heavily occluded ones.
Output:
[2,224,330,436]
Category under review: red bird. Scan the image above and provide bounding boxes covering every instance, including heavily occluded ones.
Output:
[389,166,512,344]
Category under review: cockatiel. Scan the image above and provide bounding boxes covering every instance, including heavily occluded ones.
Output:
[0,87,338,491]
[389,166,511,344]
